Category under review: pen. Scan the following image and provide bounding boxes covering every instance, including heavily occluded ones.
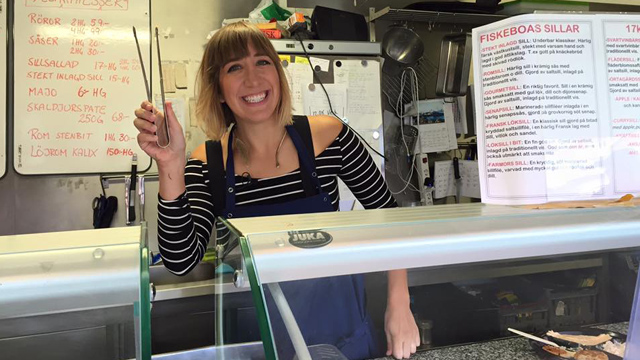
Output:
[128,154,137,224]
[453,157,461,204]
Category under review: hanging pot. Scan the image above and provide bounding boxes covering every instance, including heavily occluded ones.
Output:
[436,33,472,96]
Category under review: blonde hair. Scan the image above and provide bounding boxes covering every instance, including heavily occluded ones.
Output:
[195,22,293,141]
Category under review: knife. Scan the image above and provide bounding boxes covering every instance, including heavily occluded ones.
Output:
[453,157,461,204]
[127,154,137,224]
[139,175,145,223]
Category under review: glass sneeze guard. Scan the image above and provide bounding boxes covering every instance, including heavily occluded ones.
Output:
[138,221,152,360]
[0,225,151,360]
[221,204,640,360]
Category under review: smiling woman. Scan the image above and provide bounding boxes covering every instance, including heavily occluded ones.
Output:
[195,22,292,141]
[132,21,418,360]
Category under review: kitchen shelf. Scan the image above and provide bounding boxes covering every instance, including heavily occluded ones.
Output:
[368,7,508,26]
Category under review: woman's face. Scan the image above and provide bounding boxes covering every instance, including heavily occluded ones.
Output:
[219,43,281,125]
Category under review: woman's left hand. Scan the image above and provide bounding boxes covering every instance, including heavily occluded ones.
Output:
[384,299,420,359]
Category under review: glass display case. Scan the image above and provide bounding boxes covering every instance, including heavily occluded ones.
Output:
[3,205,640,360]
[0,224,151,360]
[214,203,640,360]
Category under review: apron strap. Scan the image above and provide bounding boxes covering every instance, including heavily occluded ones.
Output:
[290,115,314,160]
[205,140,225,217]
[224,131,238,216]
[288,116,323,197]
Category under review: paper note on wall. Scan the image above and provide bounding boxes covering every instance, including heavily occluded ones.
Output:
[162,62,177,93]
[411,99,458,153]
[174,62,188,89]
[309,56,330,72]
[334,60,383,130]
[294,56,309,65]
[302,84,347,118]
[189,98,198,127]
[454,97,468,135]
[155,95,187,131]
[282,62,312,115]
[434,160,480,199]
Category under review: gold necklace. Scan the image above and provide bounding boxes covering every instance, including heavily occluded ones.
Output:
[234,129,287,171]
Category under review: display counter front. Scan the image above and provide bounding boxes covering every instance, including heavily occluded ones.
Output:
[214,203,640,360]
[0,224,151,360]
[2,204,639,360]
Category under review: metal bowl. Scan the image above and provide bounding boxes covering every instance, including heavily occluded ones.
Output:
[382,26,425,76]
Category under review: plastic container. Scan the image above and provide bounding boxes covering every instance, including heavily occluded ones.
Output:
[547,288,598,329]
[411,283,500,346]
[469,277,549,336]
[417,318,433,349]
[496,300,548,335]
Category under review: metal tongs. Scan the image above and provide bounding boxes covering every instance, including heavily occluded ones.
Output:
[133,26,170,148]
[138,176,146,222]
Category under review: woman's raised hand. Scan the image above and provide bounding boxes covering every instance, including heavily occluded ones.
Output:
[133,101,186,166]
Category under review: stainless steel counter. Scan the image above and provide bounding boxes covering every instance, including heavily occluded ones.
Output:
[151,264,248,302]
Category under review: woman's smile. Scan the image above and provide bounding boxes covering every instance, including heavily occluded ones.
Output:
[242,90,269,105]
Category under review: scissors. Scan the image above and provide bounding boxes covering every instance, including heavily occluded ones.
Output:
[92,195,107,228]
[133,26,170,148]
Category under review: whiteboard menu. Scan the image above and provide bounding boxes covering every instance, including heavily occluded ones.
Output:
[0,0,6,178]
[13,0,151,174]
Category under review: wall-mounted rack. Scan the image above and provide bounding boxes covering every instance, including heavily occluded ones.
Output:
[367,7,508,41]
[369,7,508,25]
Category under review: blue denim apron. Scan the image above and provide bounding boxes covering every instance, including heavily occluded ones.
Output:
[222,124,377,360]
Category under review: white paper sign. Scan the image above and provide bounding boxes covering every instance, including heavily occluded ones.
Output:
[410,99,458,153]
[302,84,347,118]
[472,14,640,204]
[155,95,187,131]
[455,96,469,135]
[334,60,384,129]
[282,61,313,115]
[309,56,331,72]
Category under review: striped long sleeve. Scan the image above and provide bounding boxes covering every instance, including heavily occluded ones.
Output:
[156,162,215,275]
[337,126,397,209]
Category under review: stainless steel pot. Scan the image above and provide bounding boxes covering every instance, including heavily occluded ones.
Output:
[436,33,472,96]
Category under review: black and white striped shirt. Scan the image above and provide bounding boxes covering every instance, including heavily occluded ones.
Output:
[157,125,397,275]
